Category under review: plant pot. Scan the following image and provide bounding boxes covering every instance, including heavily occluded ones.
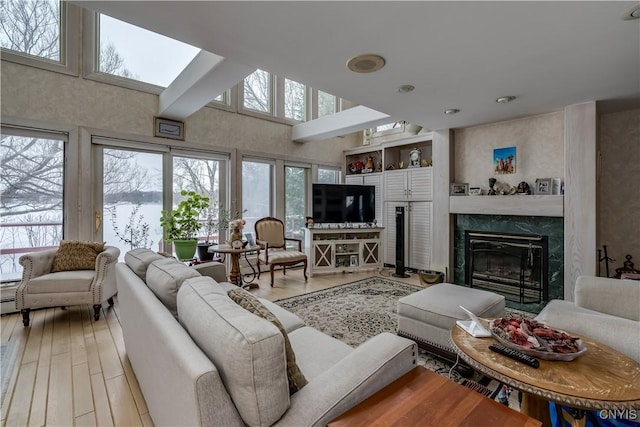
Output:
[173,239,198,260]
[197,242,216,261]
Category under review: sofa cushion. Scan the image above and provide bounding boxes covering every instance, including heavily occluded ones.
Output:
[177,280,289,427]
[288,326,353,380]
[146,258,200,317]
[51,240,105,272]
[228,288,308,394]
[124,248,163,282]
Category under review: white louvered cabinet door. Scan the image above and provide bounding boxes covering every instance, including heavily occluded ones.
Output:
[408,201,432,270]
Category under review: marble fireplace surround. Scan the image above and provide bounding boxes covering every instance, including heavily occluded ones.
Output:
[453,212,564,314]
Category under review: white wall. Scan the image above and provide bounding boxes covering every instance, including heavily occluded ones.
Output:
[598,108,640,271]
[454,112,564,192]
[0,61,357,163]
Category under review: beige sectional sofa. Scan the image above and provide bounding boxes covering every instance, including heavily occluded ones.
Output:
[116,249,417,426]
[535,275,640,363]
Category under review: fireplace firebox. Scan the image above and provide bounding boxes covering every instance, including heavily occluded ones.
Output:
[465,231,548,304]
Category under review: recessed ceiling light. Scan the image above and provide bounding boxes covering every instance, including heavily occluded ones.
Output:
[347,54,386,73]
[444,109,460,115]
[496,96,516,104]
[622,3,640,20]
[398,85,415,93]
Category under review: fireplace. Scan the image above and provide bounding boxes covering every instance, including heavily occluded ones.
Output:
[465,231,549,304]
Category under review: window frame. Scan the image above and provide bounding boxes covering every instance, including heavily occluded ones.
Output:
[82,12,234,108]
[0,0,80,76]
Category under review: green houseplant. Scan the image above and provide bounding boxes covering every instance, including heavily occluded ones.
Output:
[160,190,210,260]
[197,204,247,261]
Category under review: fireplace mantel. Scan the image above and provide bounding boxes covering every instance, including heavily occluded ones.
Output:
[449,195,563,217]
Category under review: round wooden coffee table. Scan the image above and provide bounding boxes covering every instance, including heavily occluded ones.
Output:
[450,323,640,426]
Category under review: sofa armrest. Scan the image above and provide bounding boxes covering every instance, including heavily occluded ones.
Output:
[575,275,640,321]
[192,262,227,283]
[274,333,416,427]
[18,248,58,280]
[536,299,640,363]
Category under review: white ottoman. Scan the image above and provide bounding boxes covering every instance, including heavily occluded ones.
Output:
[397,283,505,368]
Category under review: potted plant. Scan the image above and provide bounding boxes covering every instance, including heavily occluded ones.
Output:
[160,190,210,260]
[196,204,247,261]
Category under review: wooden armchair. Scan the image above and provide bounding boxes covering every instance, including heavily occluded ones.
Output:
[254,217,308,287]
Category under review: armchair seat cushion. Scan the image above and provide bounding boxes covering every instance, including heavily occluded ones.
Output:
[27,270,95,293]
[259,250,306,264]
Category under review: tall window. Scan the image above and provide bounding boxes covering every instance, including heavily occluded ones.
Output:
[102,149,163,257]
[242,160,273,235]
[243,69,272,113]
[98,14,200,87]
[284,166,308,239]
[317,167,341,184]
[173,156,224,242]
[0,0,62,61]
[284,79,306,121]
[1,129,66,281]
[318,91,337,118]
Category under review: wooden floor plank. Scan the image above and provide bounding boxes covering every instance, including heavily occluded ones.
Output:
[1,314,30,425]
[28,308,54,427]
[75,411,97,427]
[140,411,154,427]
[46,352,73,426]
[82,306,102,376]
[1,314,17,342]
[90,373,113,427]
[50,308,71,356]
[72,363,94,418]
[70,307,88,366]
[4,361,36,427]
[105,374,143,427]
[20,310,45,365]
[91,311,123,380]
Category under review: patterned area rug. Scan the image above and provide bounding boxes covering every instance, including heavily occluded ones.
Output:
[276,276,533,406]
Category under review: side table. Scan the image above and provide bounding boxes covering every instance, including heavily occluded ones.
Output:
[327,366,541,427]
[208,244,259,289]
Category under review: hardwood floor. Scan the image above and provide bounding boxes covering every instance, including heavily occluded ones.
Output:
[0,268,421,427]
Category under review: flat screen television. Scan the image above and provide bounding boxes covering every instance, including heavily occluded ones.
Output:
[312,183,375,224]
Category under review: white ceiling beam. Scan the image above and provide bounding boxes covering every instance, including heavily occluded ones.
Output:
[158,50,254,120]
[292,106,392,143]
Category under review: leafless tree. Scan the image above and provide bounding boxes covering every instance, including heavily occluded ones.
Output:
[0,0,135,79]
[243,69,271,112]
[0,0,60,59]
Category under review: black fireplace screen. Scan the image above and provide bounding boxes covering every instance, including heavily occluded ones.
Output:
[465,231,548,304]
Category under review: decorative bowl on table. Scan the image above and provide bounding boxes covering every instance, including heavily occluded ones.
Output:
[489,317,587,361]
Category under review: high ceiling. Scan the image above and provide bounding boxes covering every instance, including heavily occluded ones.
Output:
[74,1,640,131]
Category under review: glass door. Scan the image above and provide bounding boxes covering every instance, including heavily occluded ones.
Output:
[99,147,164,258]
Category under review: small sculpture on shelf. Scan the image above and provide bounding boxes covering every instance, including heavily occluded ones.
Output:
[517,181,531,195]
[364,155,375,171]
[409,148,421,168]
[488,178,497,195]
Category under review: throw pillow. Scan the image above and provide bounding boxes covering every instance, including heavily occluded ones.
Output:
[228,288,308,394]
[52,240,106,272]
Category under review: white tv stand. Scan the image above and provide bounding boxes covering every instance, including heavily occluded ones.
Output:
[303,227,384,276]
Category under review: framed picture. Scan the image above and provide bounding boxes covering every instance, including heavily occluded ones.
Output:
[154,117,185,140]
[450,183,469,196]
[493,146,516,175]
[468,187,482,196]
[244,232,256,247]
[534,178,552,195]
